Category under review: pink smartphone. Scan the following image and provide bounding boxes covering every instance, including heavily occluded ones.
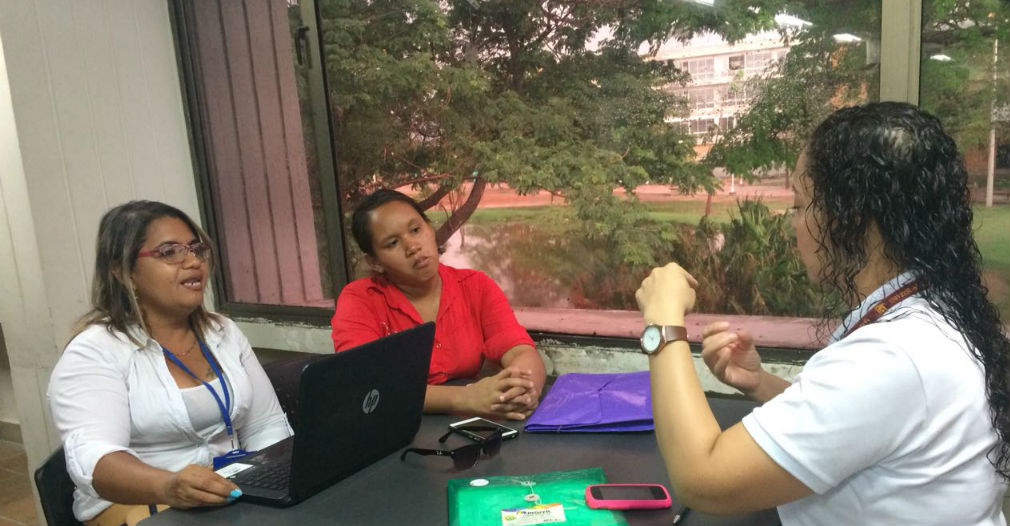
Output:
[584,483,672,510]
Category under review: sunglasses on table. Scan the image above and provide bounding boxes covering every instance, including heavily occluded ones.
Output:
[400,426,503,470]
[137,242,212,264]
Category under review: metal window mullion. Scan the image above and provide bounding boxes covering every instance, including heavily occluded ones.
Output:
[302,0,350,289]
[879,0,922,104]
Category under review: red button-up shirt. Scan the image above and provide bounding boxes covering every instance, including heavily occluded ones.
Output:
[331,264,535,385]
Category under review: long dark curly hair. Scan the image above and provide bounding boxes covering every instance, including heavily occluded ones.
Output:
[805,101,1010,479]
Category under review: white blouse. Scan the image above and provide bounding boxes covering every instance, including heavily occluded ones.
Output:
[179,378,230,438]
[743,272,1006,525]
[48,316,293,521]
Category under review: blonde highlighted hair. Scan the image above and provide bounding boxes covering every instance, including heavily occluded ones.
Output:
[72,200,220,346]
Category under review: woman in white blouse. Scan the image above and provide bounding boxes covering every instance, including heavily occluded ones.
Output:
[48,201,292,526]
[636,103,1009,524]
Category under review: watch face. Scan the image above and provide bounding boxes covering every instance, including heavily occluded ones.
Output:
[641,326,662,353]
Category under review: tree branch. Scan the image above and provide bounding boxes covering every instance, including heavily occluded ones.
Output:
[435,176,487,246]
[417,184,453,210]
[359,173,453,196]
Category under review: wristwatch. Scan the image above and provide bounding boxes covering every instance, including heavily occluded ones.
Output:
[640,325,688,355]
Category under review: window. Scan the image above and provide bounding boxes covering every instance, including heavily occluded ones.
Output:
[745,51,773,74]
[919,2,1010,320]
[689,118,717,135]
[677,57,716,83]
[687,88,716,110]
[723,84,748,106]
[174,1,897,334]
[173,0,344,315]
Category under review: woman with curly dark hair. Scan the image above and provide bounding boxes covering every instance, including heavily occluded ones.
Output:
[636,102,1009,524]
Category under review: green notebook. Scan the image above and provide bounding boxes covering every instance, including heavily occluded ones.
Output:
[447,467,628,526]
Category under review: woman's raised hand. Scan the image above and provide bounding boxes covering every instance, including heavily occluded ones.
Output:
[636,262,698,326]
[701,321,764,394]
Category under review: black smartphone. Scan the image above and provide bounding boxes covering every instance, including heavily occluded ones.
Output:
[448,417,519,441]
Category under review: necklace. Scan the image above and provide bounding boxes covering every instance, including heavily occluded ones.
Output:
[170,333,199,357]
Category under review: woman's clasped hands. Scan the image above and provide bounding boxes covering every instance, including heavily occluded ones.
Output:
[463,366,540,420]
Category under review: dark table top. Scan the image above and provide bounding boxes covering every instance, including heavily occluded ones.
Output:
[142,396,778,526]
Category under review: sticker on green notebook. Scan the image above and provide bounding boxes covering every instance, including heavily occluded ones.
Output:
[448,467,628,526]
[501,503,566,525]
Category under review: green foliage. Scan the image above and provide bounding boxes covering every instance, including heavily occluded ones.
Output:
[317,0,1007,293]
[920,0,1009,151]
[666,200,822,315]
[707,0,1009,179]
[704,0,881,179]
[460,200,1001,319]
[316,0,810,267]
[460,199,823,315]
[612,0,788,47]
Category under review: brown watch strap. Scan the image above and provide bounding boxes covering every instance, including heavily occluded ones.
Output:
[661,325,688,343]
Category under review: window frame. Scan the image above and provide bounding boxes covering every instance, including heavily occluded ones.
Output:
[743,51,773,75]
[728,54,745,71]
[169,0,923,354]
[688,87,717,110]
[169,0,346,328]
[679,57,716,82]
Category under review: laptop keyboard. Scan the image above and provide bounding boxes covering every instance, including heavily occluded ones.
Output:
[233,462,291,491]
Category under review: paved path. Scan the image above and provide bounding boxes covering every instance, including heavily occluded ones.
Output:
[410,179,794,210]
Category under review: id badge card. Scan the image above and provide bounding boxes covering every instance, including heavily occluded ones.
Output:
[213,448,253,470]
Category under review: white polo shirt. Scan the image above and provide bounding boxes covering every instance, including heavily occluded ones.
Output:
[742,273,1007,525]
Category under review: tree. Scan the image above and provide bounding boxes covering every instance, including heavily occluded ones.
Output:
[703,0,879,182]
[314,0,1007,315]
[919,0,1009,165]
[705,0,1009,182]
[318,0,801,266]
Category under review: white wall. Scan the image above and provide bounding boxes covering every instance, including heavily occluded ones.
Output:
[0,0,201,486]
[0,21,38,430]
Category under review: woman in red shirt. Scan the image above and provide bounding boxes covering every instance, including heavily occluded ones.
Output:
[331,189,546,420]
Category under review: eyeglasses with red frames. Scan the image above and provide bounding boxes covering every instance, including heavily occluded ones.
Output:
[137,242,212,265]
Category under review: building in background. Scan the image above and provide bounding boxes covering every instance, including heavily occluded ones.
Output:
[651,30,790,158]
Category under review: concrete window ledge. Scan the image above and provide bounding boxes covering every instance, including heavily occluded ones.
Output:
[239,308,829,395]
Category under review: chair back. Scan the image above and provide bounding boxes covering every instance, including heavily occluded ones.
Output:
[262,354,326,431]
[34,446,82,526]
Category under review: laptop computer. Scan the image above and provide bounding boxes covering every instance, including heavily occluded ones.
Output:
[218,322,435,507]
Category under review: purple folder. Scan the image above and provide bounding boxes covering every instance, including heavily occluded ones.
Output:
[524,371,653,432]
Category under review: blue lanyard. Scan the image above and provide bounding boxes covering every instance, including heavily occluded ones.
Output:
[162,339,234,445]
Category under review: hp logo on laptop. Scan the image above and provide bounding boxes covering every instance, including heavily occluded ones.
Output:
[362,389,380,414]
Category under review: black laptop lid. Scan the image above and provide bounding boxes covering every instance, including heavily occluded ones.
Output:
[289,322,435,501]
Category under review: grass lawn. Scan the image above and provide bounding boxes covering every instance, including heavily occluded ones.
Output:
[463,206,559,224]
[465,198,794,226]
[973,205,1010,321]
[465,201,1009,320]
[642,198,793,224]
[974,206,1010,274]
